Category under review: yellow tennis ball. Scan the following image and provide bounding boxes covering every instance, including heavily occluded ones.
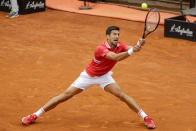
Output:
[141,3,148,9]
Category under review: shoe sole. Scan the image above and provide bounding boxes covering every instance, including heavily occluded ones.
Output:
[21,117,31,126]
[21,116,37,125]
[9,15,19,18]
[21,117,27,125]
[145,123,155,129]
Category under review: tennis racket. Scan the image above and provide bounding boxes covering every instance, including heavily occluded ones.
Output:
[142,8,160,39]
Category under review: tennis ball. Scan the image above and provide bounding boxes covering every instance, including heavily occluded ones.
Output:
[141,3,148,9]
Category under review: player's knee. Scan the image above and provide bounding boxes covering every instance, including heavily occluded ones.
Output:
[115,91,126,101]
[57,92,74,102]
[63,91,75,99]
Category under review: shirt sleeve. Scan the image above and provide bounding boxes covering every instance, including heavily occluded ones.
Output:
[94,46,110,58]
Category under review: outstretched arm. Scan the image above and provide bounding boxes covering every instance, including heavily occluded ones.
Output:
[104,39,145,61]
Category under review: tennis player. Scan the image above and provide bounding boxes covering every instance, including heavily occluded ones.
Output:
[22,26,155,129]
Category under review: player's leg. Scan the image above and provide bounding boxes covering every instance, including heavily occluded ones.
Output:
[7,0,19,18]
[104,83,155,129]
[22,86,83,125]
[104,83,140,112]
[98,72,141,113]
[22,71,94,126]
[42,86,83,112]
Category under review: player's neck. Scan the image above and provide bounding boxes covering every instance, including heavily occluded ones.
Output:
[108,41,116,49]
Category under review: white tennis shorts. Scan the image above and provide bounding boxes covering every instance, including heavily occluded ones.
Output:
[71,70,116,90]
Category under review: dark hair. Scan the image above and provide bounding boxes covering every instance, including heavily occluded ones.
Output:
[106,26,120,35]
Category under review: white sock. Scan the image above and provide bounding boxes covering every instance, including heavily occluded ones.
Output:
[138,109,148,120]
[34,107,45,117]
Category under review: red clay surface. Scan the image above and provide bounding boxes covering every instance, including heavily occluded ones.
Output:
[0,9,196,131]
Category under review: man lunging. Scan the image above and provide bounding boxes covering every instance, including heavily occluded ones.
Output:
[22,26,155,129]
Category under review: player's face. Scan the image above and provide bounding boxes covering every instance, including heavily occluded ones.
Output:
[107,30,119,46]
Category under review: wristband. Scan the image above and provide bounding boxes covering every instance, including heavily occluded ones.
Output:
[128,48,133,55]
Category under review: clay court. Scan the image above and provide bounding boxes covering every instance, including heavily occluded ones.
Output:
[0,1,196,131]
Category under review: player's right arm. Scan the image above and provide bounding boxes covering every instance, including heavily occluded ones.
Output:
[104,39,145,61]
[104,51,130,61]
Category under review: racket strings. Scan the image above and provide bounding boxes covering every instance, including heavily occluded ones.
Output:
[146,11,159,32]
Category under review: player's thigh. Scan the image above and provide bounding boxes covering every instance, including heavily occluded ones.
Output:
[99,71,116,89]
[63,85,83,97]
[104,83,123,97]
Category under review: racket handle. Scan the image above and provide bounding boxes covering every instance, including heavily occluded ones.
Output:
[142,33,145,39]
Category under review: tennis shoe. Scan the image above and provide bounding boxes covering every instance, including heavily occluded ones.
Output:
[7,11,19,18]
[22,114,37,125]
[144,116,155,129]
[6,10,14,17]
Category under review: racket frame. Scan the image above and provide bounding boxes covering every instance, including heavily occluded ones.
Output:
[142,8,161,39]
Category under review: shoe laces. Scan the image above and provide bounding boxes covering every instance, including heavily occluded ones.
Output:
[9,10,14,14]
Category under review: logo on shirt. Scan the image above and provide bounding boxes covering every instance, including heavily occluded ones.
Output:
[104,49,109,53]
[93,57,101,64]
